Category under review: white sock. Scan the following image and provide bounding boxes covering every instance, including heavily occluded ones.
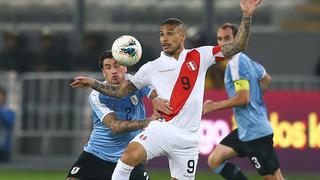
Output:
[111,159,134,180]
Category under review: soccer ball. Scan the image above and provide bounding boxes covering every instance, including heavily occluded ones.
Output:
[111,35,142,66]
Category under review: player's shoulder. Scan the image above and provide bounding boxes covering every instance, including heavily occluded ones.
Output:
[193,45,214,53]
[229,52,251,64]
[89,89,99,97]
[138,57,161,70]
[89,81,112,100]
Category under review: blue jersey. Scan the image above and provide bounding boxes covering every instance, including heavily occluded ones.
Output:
[0,107,15,151]
[224,53,273,141]
[84,83,152,163]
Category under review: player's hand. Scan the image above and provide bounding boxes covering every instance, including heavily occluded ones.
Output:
[70,76,96,88]
[152,97,172,115]
[240,0,262,16]
[150,111,162,121]
[202,100,218,115]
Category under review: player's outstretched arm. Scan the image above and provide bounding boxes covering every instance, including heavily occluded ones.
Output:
[70,76,137,98]
[102,113,155,134]
[202,90,250,114]
[221,0,262,59]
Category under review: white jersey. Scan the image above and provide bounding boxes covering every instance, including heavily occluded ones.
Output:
[129,46,224,132]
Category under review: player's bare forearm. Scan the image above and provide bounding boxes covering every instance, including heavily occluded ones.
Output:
[221,15,252,59]
[206,90,250,113]
[103,113,151,134]
[260,73,272,95]
[92,79,137,98]
[221,90,250,109]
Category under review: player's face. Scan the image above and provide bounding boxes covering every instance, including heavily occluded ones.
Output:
[0,93,4,106]
[160,24,186,55]
[217,27,235,46]
[101,58,127,84]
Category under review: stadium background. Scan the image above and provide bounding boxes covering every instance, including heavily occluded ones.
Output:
[0,0,319,179]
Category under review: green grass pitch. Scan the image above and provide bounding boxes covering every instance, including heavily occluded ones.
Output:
[0,169,319,180]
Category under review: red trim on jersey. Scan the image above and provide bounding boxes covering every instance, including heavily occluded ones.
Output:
[212,46,225,61]
[163,50,200,121]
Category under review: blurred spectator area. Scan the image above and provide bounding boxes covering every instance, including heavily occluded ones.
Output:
[0,0,319,74]
[0,0,317,31]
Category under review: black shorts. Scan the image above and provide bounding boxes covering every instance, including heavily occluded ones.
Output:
[220,129,280,176]
[66,151,150,180]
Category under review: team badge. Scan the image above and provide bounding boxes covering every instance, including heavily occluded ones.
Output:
[139,134,147,141]
[130,95,138,105]
[186,61,197,71]
[71,167,80,174]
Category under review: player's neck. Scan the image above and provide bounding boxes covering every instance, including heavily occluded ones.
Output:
[172,47,185,60]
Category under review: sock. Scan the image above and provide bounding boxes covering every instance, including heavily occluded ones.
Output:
[213,162,248,180]
[111,159,134,180]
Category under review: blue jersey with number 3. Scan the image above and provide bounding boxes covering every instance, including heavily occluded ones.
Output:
[84,84,151,163]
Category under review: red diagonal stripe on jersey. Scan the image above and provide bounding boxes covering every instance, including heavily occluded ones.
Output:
[212,46,225,61]
[163,50,200,121]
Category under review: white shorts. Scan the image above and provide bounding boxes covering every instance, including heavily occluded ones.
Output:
[131,121,200,180]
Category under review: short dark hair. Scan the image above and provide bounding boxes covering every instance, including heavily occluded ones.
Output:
[161,18,186,31]
[98,50,113,69]
[161,18,184,26]
[219,23,238,37]
[0,87,6,96]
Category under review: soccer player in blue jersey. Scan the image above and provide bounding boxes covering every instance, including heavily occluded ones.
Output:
[203,23,284,180]
[66,50,167,180]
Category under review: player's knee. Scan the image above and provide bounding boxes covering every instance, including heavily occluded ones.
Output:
[65,177,79,180]
[121,143,146,166]
[208,153,221,169]
[120,151,135,166]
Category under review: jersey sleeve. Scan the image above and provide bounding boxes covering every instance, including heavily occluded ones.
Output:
[139,86,154,98]
[197,46,225,71]
[254,61,267,80]
[89,91,114,122]
[229,53,250,81]
[128,63,151,90]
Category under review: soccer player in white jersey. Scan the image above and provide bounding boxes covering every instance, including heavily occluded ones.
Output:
[203,23,285,180]
[71,1,262,179]
[66,50,168,180]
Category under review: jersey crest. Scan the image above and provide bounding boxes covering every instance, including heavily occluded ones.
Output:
[186,61,197,71]
[130,95,139,105]
[71,167,80,174]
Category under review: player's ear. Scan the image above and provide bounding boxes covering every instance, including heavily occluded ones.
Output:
[179,30,187,41]
[123,66,127,73]
[102,70,107,79]
[181,32,187,41]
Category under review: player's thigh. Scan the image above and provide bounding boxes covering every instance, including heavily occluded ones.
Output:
[130,121,167,161]
[208,144,238,166]
[169,153,198,180]
[129,163,150,180]
[66,152,88,180]
[66,151,115,180]
[247,135,280,176]
[219,129,246,157]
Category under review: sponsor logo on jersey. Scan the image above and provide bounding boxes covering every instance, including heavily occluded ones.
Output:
[130,95,138,105]
[186,61,197,71]
[71,167,80,174]
[158,68,175,72]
